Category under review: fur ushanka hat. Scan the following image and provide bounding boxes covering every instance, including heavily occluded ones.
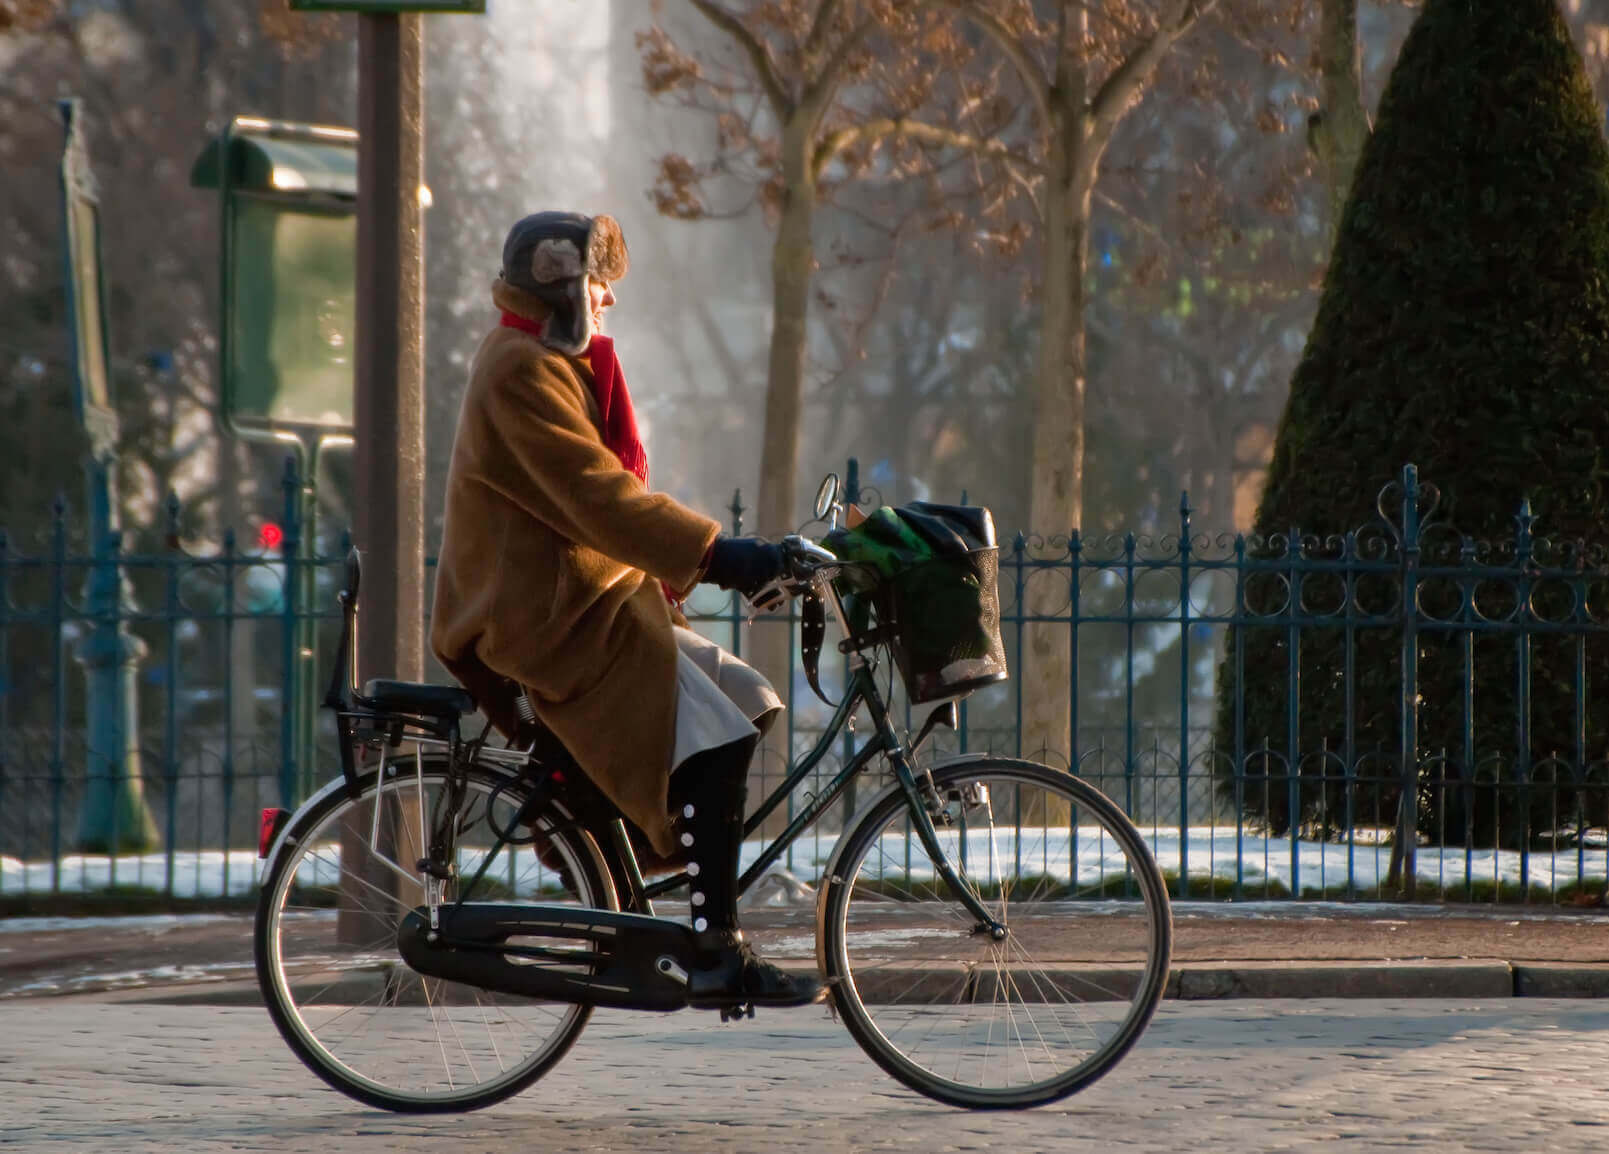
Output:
[500,211,629,355]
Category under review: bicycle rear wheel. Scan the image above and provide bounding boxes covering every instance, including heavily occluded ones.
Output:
[819,757,1171,1109]
[255,756,616,1112]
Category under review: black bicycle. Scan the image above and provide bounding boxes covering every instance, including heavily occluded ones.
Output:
[254,475,1172,1112]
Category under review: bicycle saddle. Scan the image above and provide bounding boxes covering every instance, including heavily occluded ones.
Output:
[362,679,477,718]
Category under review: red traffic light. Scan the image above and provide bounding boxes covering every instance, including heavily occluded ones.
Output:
[258,521,285,550]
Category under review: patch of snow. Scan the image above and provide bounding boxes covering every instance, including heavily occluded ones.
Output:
[2,826,1605,901]
[0,914,242,935]
[2,960,255,998]
[767,926,956,958]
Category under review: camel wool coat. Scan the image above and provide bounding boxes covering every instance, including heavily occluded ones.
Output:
[430,279,722,855]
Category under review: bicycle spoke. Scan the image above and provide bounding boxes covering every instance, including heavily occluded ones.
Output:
[827,762,1170,1107]
[260,764,605,1111]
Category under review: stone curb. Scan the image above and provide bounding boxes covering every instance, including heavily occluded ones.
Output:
[1511,963,1609,998]
[22,960,1609,1006]
[1169,960,1515,1000]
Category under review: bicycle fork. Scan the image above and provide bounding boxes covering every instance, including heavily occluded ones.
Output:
[869,716,1007,941]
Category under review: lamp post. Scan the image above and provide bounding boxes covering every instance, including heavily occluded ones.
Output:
[58,98,160,853]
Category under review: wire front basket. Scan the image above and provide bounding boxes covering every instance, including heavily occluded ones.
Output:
[874,547,1008,704]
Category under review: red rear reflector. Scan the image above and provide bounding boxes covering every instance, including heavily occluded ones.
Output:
[259,808,291,858]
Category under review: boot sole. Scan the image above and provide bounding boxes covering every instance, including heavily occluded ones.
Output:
[690,984,826,1010]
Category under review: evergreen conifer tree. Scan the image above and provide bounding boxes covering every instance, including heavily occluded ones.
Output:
[1215,0,1609,849]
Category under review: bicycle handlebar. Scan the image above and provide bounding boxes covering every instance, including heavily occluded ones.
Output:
[744,535,837,614]
[783,534,837,576]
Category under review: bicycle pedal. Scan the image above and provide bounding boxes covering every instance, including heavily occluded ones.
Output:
[718,1002,756,1023]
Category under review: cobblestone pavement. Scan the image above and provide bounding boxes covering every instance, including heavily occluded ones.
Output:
[2,999,1608,1152]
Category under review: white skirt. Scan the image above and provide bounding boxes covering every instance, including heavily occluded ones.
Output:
[671,626,783,770]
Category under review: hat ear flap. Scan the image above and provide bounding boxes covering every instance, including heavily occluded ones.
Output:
[540,277,593,356]
[569,277,595,351]
[587,214,629,282]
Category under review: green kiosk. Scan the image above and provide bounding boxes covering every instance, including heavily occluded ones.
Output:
[191,117,361,807]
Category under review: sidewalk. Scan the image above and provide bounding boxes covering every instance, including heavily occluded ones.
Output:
[3,901,1608,1002]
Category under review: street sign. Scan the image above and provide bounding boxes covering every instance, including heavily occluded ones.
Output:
[289,1,485,10]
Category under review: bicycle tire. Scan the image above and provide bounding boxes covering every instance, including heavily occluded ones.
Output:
[255,755,617,1112]
[819,757,1171,1109]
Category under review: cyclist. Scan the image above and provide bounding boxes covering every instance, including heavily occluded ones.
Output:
[430,210,822,1008]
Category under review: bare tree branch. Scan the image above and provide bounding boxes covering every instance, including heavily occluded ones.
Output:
[804,0,846,64]
[687,0,793,116]
[812,115,1037,180]
[1094,187,1171,251]
[802,11,883,123]
[947,0,1051,127]
[1087,0,1219,151]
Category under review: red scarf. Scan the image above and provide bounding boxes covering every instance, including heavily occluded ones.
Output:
[499,312,680,604]
[499,313,648,484]
[582,335,649,485]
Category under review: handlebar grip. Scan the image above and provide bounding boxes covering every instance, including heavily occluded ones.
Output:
[781,534,837,580]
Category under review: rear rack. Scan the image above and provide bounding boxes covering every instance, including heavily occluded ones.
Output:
[324,548,470,798]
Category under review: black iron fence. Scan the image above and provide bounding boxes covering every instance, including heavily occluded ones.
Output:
[4,463,1607,904]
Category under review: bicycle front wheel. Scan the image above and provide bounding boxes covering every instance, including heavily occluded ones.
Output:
[256,756,617,1112]
[820,757,1171,1109]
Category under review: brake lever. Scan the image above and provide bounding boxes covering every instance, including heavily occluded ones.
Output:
[743,536,837,616]
[744,578,792,615]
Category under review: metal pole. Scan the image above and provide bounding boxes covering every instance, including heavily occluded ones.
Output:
[74,481,158,853]
[296,436,324,802]
[353,11,426,689]
[277,451,303,809]
[58,98,157,854]
[341,11,426,947]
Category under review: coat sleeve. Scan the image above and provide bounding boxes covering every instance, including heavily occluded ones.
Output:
[476,349,721,592]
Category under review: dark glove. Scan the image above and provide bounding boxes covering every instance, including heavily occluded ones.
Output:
[702,534,786,597]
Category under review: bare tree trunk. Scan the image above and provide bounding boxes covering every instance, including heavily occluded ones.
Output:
[1314,0,1369,239]
[750,128,817,833]
[756,136,816,541]
[1022,80,1091,780]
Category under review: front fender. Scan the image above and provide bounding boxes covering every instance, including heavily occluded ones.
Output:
[815,753,1013,890]
[812,752,1014,971]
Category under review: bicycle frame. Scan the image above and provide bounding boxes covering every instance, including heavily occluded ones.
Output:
[631,613,1004,935]
[315,557,1006,939]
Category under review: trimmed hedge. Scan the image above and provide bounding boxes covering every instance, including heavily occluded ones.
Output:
[1214,0,1609,845]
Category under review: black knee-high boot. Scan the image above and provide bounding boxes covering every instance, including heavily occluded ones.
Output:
[669,735,822,1008]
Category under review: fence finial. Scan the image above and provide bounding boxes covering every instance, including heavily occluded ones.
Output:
[164,491,181,549]
[1515,496,1536,561]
